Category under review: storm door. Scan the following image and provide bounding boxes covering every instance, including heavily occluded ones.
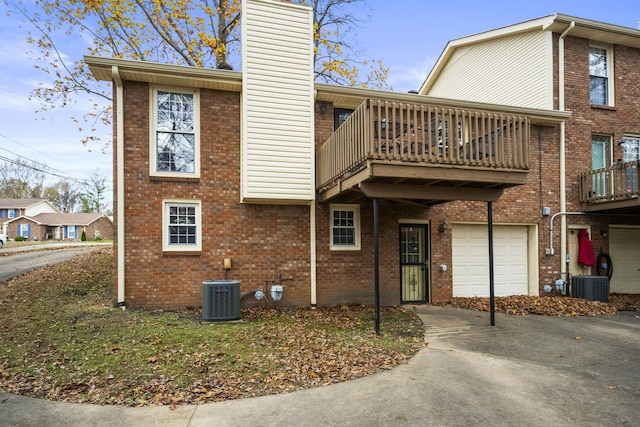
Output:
[400,225,429,303]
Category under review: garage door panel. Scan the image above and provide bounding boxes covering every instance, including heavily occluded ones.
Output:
[453,224,528,297]
[609,227,640,294]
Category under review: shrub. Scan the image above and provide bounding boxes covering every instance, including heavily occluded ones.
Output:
[81,231,87,241]
[14,236,26,241]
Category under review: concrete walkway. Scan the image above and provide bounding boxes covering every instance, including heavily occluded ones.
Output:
[1,306,639,426]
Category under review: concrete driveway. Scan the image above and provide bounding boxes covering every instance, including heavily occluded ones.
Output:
[0,243,110,282]
[1,305,638,426]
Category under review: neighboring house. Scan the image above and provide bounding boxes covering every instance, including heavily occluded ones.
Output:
[86,0,640,312]
[4,213,113,241]
[0,199,58,236]
[420,14,640,295]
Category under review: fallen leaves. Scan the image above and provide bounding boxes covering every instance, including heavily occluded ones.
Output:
[433,294,640,317]
[0,249,425,407]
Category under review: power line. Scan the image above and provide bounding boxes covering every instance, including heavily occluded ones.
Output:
[0,132,65,164]
[0,154,87,184]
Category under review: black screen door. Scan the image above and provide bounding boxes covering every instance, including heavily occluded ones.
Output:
[400,225,429,303]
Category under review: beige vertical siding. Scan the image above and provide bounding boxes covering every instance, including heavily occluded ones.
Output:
[427,31,553,110]
[241,0,315,203]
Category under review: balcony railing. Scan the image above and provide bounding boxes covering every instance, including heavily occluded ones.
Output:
[580,161,640,204]
[316,99,530,193]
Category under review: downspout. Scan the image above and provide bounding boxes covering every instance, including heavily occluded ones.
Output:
[310,200,317,307]
[558,21,575,280]
[112,66,126,309]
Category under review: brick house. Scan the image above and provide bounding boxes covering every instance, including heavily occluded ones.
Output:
[0,198,58,235]
[4,212,113,241]
[421,14,640,295]
[86,0,640,312]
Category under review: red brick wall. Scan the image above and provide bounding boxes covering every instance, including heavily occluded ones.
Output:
[115,82,311,310]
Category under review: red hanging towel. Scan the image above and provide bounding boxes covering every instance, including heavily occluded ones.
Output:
[577,229,596,267]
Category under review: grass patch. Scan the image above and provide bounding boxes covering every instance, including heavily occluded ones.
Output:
[0,248,424,406]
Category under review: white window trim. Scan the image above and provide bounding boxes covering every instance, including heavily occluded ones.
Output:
[149,86,201,178]
[589,44,614,107]
[162,199,202,252]
[67,225,76,239]
[330,204,361,251]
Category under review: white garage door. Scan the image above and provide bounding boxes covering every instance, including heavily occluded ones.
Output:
[452,224,529,297]
[609,227,640,294]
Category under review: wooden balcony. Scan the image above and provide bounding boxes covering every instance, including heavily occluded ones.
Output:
[579,161,640,213]
[316,99,530,205]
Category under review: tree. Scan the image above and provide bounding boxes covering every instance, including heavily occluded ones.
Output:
[307,0,390,89]
[79,169,107,213]
[0,159,46,199]
[5,0,242,148]
[43,180,81,212]
[4,0,388,148]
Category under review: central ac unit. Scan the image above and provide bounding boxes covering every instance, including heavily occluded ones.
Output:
[202,280,241,321]
[572,276,609,303]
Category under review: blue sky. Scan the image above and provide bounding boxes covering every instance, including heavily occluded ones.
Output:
[0,0,639,199]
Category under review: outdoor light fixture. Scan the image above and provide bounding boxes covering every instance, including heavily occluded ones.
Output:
[224,258,232,270]
[438,221,448,233]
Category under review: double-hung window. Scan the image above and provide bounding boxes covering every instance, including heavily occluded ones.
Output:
[151,88,200,177]
[589,46,613,106]
[162,200,202,252]
[330,204,360,250]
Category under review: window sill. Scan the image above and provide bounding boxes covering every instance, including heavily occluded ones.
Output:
[162,251,202,257]
[150,175,200,183]
[590,104,616,112]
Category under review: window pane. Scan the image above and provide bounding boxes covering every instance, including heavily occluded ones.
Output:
[589,48,608,77]
[156,132,195,172]
[623,138,640,162]
[589,48,609,105]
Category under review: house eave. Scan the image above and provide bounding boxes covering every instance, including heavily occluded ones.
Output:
[420,13,640,95]
[85,56,243,92]
[315,83,570,126]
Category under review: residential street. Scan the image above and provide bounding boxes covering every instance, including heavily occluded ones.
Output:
[0,244,110,282]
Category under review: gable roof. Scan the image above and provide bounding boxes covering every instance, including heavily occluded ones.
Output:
[4,212,110,227]
[0,198,56,210]
[421,13,640,94]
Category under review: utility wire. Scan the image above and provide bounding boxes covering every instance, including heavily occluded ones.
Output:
[0,154,87,184]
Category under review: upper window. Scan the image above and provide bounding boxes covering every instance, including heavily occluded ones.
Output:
[330,204,360,250]
[589,46,613,106]
[162,200,202,252]
[621,136,640,163]
[151,88,200,177]
[334,108,354,131]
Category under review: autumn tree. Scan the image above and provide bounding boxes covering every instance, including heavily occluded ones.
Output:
[5,0,388,146]
[0,159,46,199]
[43,181,81,212]
[5,0,242,148]
[307,0,389,89]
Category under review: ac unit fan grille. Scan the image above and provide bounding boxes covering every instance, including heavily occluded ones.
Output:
[202,280,241,321]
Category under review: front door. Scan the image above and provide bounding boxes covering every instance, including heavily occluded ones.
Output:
[400,225,429,303]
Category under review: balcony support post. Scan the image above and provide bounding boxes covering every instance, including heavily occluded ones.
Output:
[373,197,381,335]
[488,201,495,326]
